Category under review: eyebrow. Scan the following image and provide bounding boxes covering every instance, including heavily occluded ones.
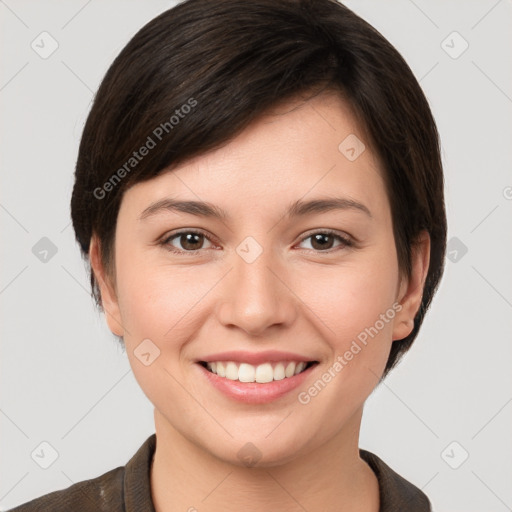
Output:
[138,196,372,221]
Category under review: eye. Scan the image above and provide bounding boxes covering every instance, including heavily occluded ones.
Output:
[160,228,353,255]
[297,230,353,252]
[161,230,215,254]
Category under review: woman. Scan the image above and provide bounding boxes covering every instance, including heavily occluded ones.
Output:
[10,0,446,510]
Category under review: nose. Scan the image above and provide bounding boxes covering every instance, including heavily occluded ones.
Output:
[216,244,298,336]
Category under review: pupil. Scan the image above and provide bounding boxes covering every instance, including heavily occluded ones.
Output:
[312,233,333,250]
[182,233,201,250]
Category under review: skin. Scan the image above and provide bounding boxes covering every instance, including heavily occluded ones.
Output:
[90,90,430,512]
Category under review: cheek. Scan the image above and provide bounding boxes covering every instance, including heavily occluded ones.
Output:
[290,268,398,423]
[294,252,399,398]
[114,258,204,406]
[298,256,399,339]
[116,259,202,340]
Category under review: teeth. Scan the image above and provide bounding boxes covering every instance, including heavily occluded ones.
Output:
[238,363,256,382]
[273,363,285,380]
[255,363,274,383]
[294,361,306,375]
[216,362,225,377]
[225,361,239,380]
[204,360,309,382]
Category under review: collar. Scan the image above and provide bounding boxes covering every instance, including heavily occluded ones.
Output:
[123,435,431,512]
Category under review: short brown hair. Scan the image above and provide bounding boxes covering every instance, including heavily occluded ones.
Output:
[71,0,447,376]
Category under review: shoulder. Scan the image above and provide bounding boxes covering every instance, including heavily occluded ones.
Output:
[360,449,432,511]
[7,466,125,512]
[8,434,157,512]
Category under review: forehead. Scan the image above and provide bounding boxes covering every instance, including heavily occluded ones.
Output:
[119,91,387,222]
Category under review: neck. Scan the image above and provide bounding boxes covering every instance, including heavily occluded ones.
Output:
[150,408,379,512]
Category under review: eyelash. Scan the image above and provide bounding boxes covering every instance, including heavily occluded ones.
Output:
[159,229,354,256]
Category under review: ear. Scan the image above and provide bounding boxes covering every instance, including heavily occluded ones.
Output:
[392,231,430,341]
[89,235,124,337]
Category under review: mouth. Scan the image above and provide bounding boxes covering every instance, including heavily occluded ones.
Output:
[197,360,319,383]
[195,359,320,404]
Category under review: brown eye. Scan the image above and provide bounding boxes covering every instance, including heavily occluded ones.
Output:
[162,230,214,253]
[299,231,353,252]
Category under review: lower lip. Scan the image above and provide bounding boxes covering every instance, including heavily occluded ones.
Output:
[195,362,318,404]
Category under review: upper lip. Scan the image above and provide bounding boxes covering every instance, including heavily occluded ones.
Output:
[196,350,318,366]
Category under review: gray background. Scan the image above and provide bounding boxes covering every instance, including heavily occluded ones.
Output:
[1,1,511,510]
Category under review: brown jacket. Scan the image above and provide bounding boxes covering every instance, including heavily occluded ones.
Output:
[8,434,432,511]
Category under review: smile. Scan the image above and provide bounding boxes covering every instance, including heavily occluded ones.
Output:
[199,360,317,383]
[195,359,320,404]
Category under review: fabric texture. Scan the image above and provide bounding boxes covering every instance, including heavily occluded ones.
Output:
[9,434,431,511]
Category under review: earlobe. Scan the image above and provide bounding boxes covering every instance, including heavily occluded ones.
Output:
[392,231,430,341]
[89,236,124,337]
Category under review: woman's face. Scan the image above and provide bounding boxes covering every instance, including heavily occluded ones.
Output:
[92,91,427,466]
